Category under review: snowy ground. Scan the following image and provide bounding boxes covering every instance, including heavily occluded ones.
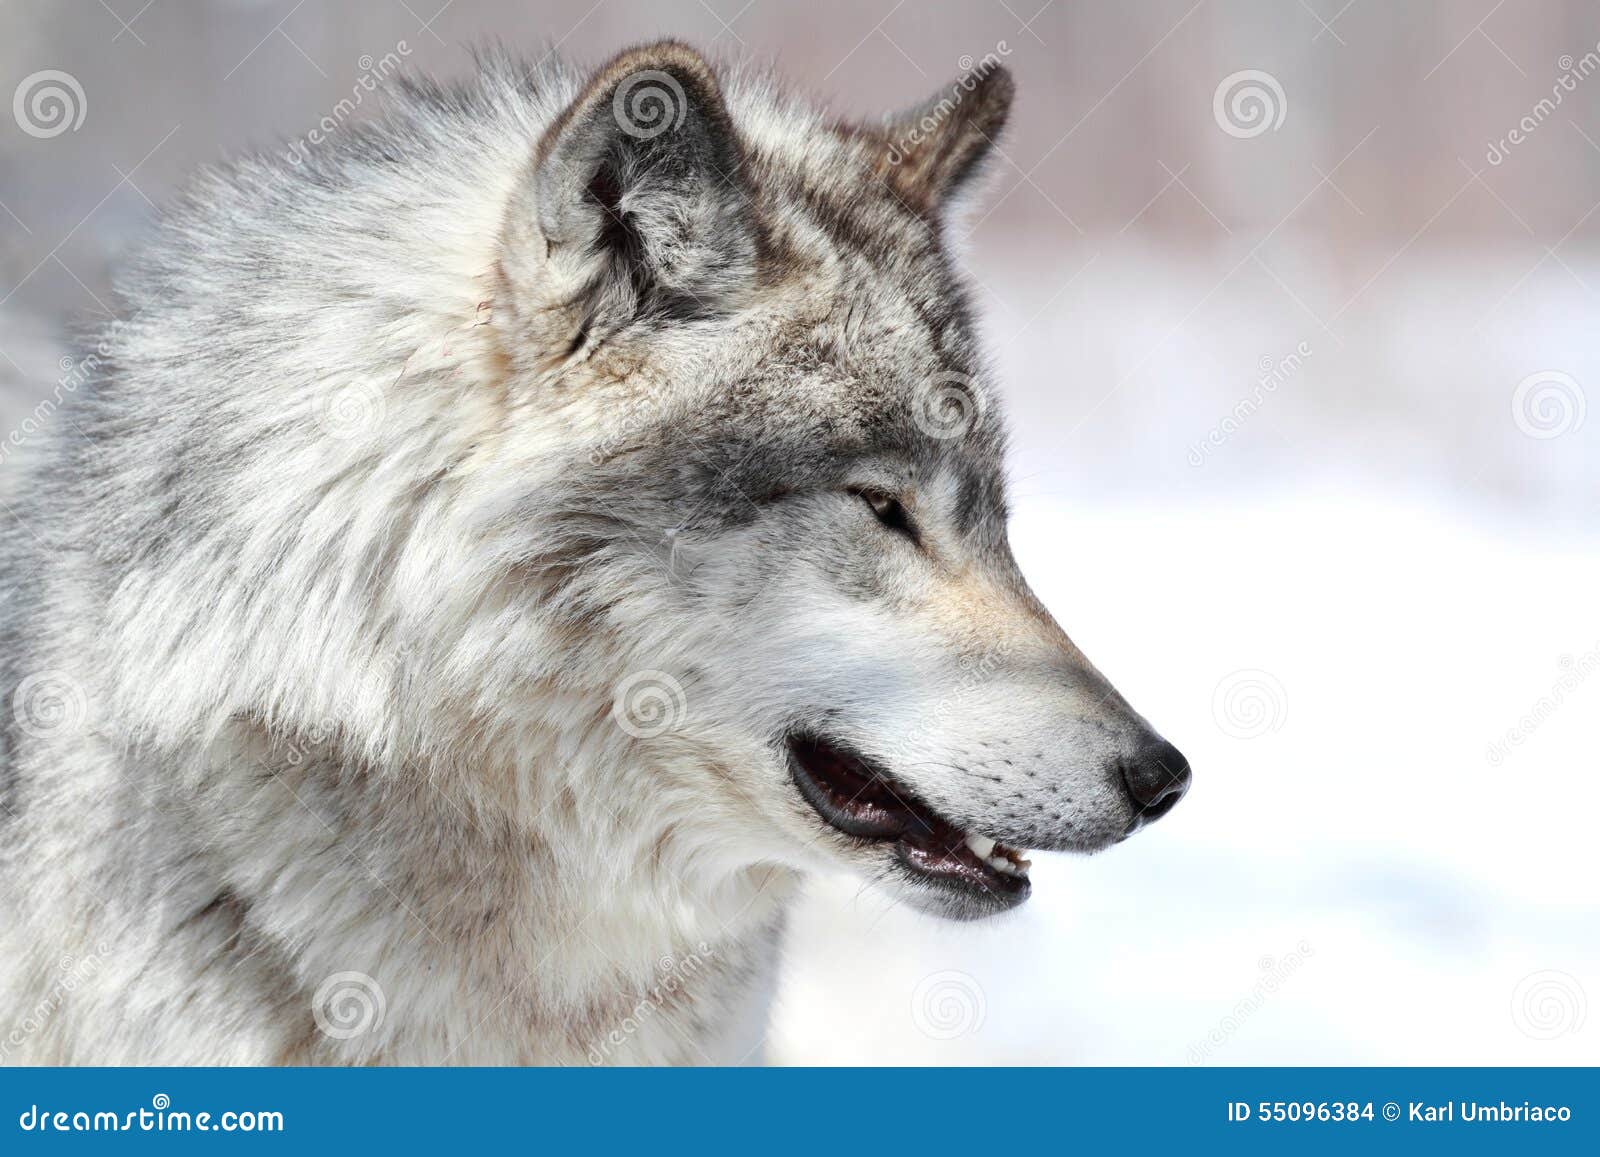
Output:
[772,492,1600,1064]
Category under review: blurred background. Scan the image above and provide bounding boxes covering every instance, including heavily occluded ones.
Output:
[2,1,1596,1064]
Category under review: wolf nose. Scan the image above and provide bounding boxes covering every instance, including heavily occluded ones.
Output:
[1120,737,1190,819]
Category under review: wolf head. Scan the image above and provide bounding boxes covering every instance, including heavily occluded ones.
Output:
[473,42,1190,920]
[87,42,1185,927]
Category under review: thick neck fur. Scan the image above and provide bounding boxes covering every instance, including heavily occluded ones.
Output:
[0,52,803,1064]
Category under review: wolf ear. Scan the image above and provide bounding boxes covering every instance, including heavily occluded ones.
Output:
[507,41,758,356]
[877,66,1015,215]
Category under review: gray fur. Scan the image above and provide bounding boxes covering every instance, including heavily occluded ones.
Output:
[0,42,1178,1065]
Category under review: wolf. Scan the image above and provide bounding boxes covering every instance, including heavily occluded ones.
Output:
[0,41,1189,1065]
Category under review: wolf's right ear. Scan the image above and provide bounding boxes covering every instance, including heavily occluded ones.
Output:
[876,65,1014,217]
[501,42,758,361]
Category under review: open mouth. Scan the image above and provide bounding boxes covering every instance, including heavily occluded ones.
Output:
[785,734,1031,905]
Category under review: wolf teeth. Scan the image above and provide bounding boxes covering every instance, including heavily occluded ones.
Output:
[988,853,1029,877]
[965,833,1031,876]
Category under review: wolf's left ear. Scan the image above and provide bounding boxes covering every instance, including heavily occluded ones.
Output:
[877,66,1015,216]
[504,42,758,356]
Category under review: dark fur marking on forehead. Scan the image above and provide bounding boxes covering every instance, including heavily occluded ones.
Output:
[791,166,938,270]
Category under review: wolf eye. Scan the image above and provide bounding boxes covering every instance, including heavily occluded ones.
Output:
[852,489,918,542]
